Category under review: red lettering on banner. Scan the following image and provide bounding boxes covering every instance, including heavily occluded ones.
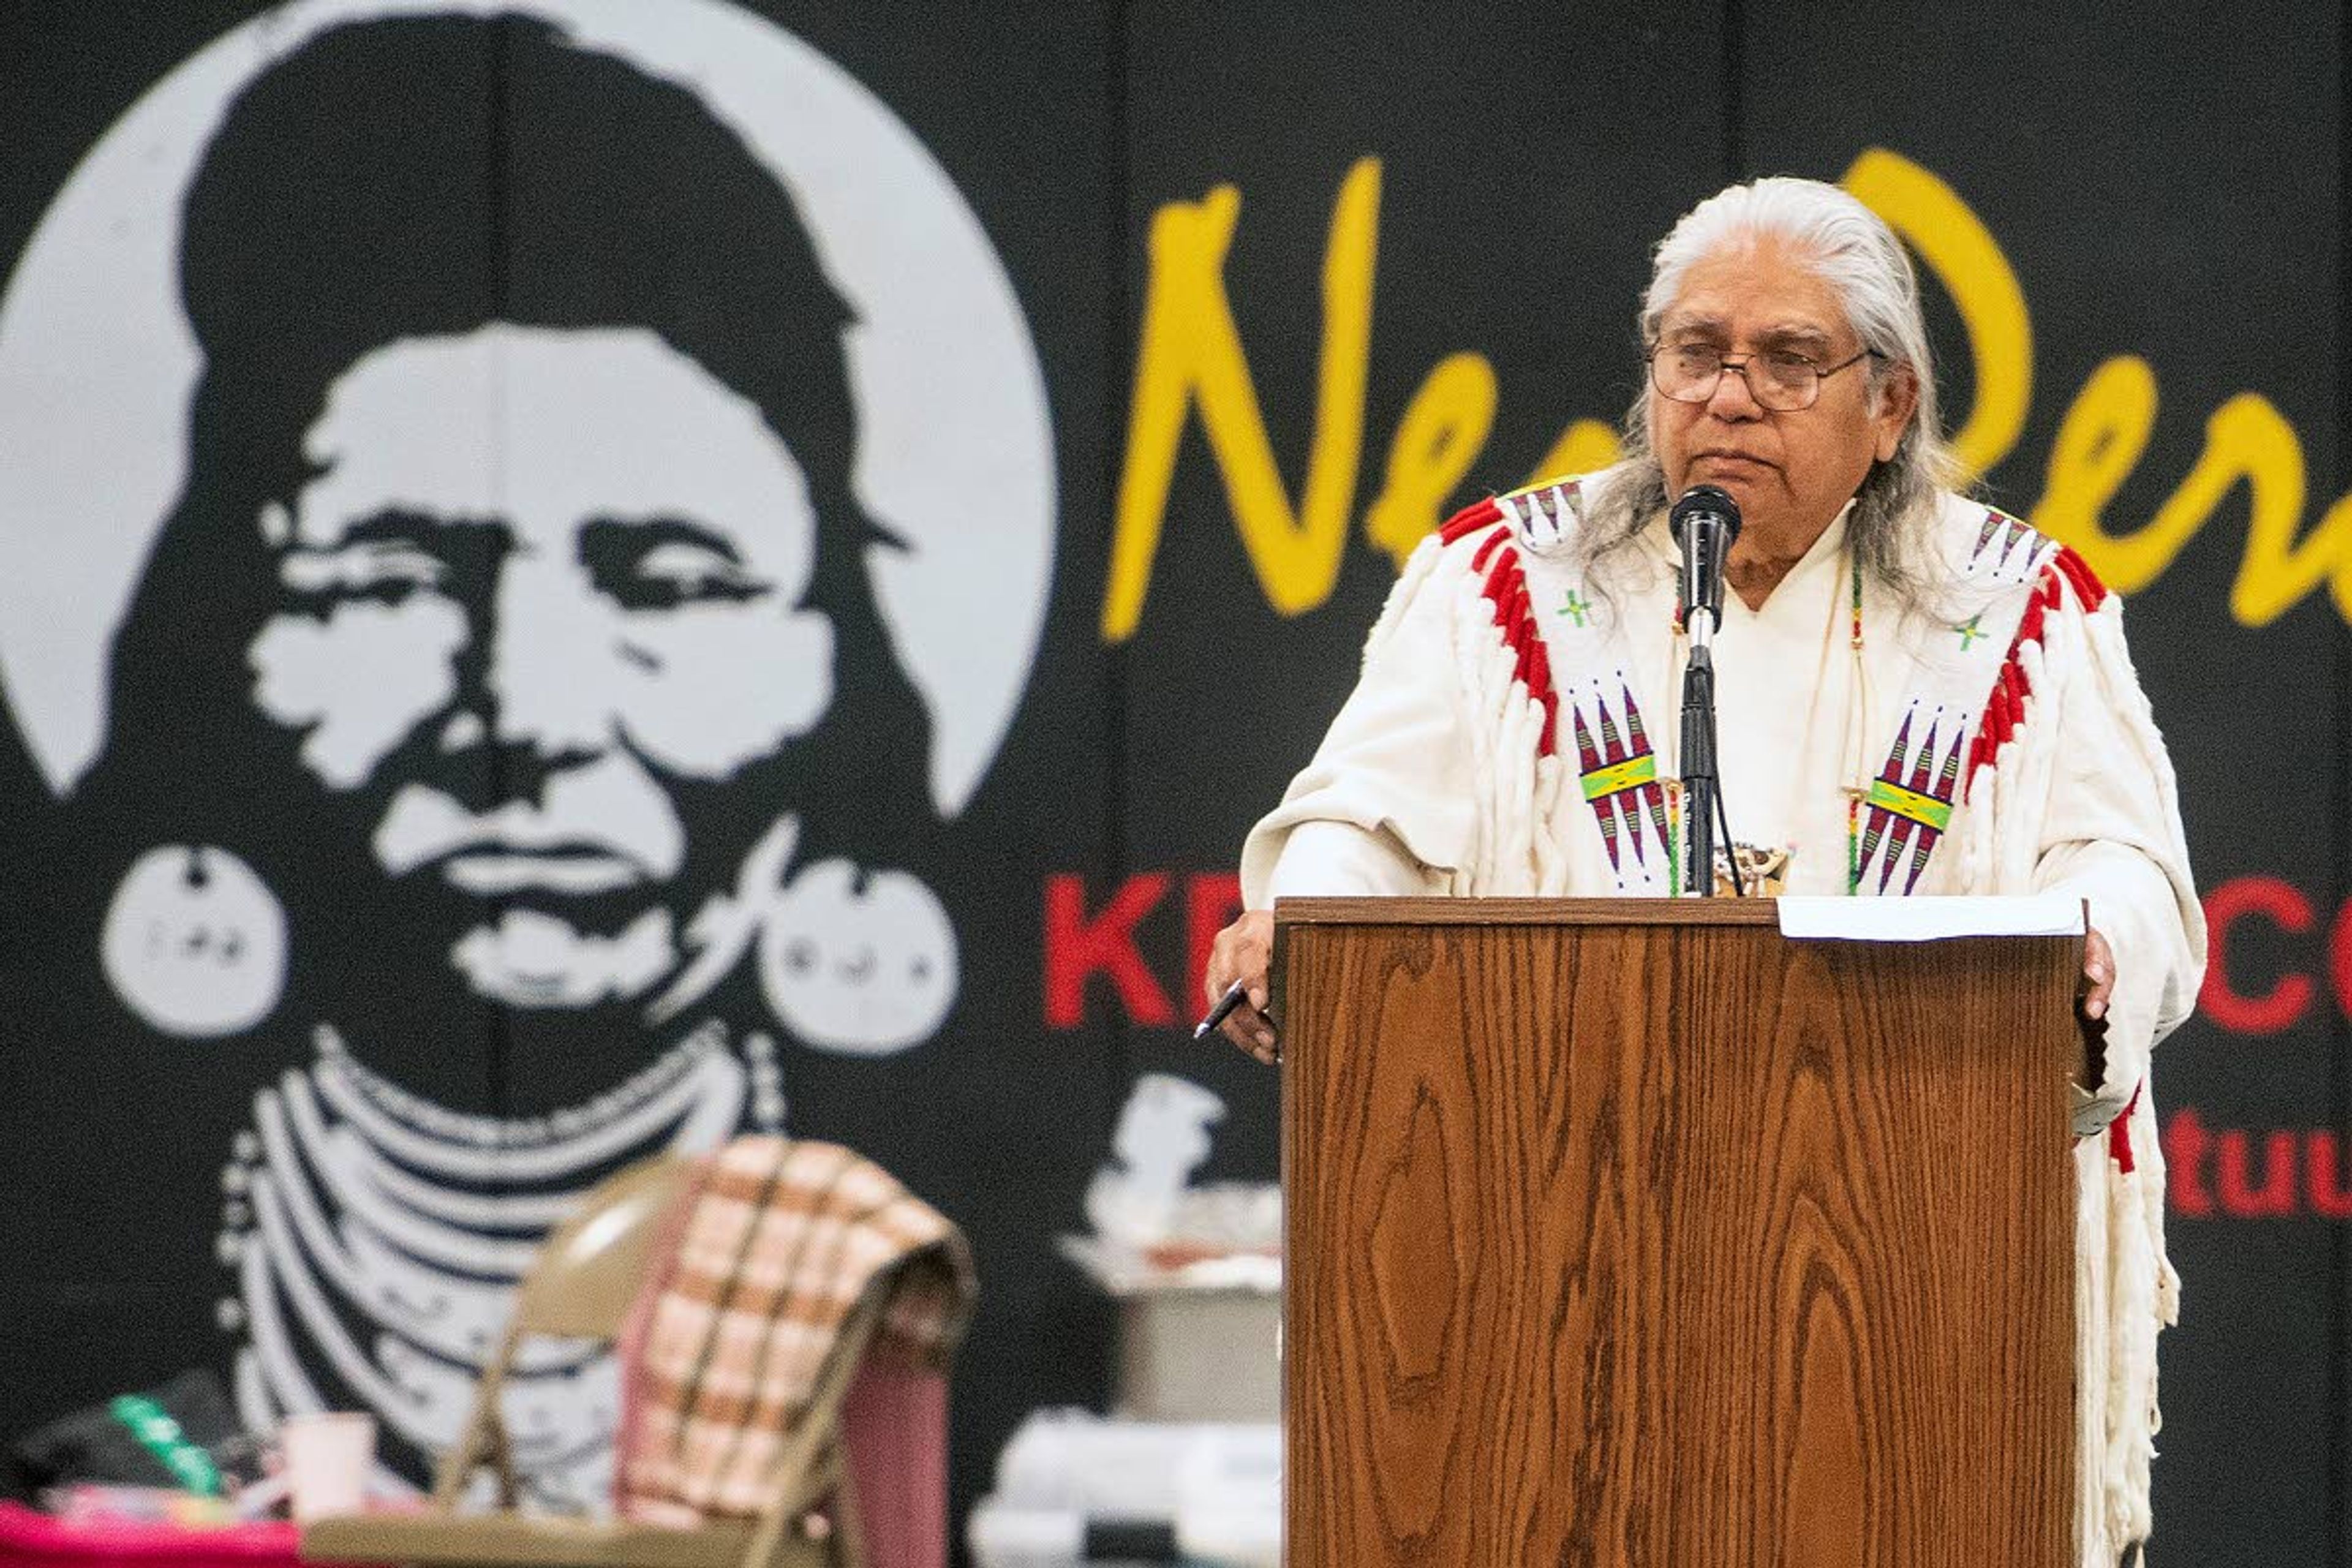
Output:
[2166,1109,2352,1221]
[2163,1107,2215,1218]
[2216,1126,2303,1217]
[1184,872,1244,1014]
[2333,899,2352,1031]
[2198,875,2315,1034]
[1042,870,1255,1028]
[1043,873,1175,1027]
[2308,1133,2352,1221]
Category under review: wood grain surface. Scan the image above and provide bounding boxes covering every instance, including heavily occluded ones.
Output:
[1276,895,1784,926]
[1280,906,2078,1568]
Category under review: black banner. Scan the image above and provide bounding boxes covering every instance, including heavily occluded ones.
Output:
[0,5,2342,1562]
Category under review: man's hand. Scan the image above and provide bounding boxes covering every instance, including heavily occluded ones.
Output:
[1205,910,1278,1065]
[2078,925,2116,1089]
[2080,927,2115,1020]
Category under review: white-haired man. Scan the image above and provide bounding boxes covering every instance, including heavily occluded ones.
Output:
[1205,176,2203,1566]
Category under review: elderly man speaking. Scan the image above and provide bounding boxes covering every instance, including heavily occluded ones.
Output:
[1205,176,2203,1566]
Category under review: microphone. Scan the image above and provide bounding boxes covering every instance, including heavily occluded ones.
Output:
[1667,484,1744,896]
[1669,484,1743,635]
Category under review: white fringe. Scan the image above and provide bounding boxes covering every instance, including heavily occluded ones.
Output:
[1963,589,2176,1566]
[1365,532,1446,658]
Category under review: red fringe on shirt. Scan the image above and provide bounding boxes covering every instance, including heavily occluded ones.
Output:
[1964,545,2110,797]
[1438,499,1557,757]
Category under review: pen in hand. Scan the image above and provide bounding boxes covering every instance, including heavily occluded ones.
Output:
[1193,978,1250,1039]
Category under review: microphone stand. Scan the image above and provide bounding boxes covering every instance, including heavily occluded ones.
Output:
[1679,606,1745,899]
[1680,608,1721,897]
[1670,486,1747,899]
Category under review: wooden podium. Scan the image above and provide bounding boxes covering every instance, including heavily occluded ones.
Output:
[1276,898,2081,1568]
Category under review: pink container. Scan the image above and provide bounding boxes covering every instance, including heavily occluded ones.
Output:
[0,1503,301,1568]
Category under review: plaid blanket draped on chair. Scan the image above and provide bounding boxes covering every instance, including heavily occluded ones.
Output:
[617,1136,976,1530]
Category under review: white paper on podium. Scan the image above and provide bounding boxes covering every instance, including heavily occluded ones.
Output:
[1775,893,2085,942]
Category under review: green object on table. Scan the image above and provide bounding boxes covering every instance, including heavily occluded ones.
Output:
[107,1395,224,1498]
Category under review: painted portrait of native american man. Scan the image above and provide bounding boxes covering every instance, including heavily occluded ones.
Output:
[0,0,1052,1502]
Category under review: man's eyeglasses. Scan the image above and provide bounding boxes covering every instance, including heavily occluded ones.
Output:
[1647,342,1883,412]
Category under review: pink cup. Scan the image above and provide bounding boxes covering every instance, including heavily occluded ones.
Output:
[277,1412,375,1523]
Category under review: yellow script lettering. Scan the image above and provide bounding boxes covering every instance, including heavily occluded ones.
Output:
[1101,159,1381,642]
[1362,352,1496,570]
[2032,357,2352,621]
[1841,148,2031,480]
[2030,355,2163,587]
[2222,402,2352,624]
[1105,144,2352,639]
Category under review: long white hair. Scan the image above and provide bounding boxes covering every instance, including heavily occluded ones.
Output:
[1575,176,1967,613]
